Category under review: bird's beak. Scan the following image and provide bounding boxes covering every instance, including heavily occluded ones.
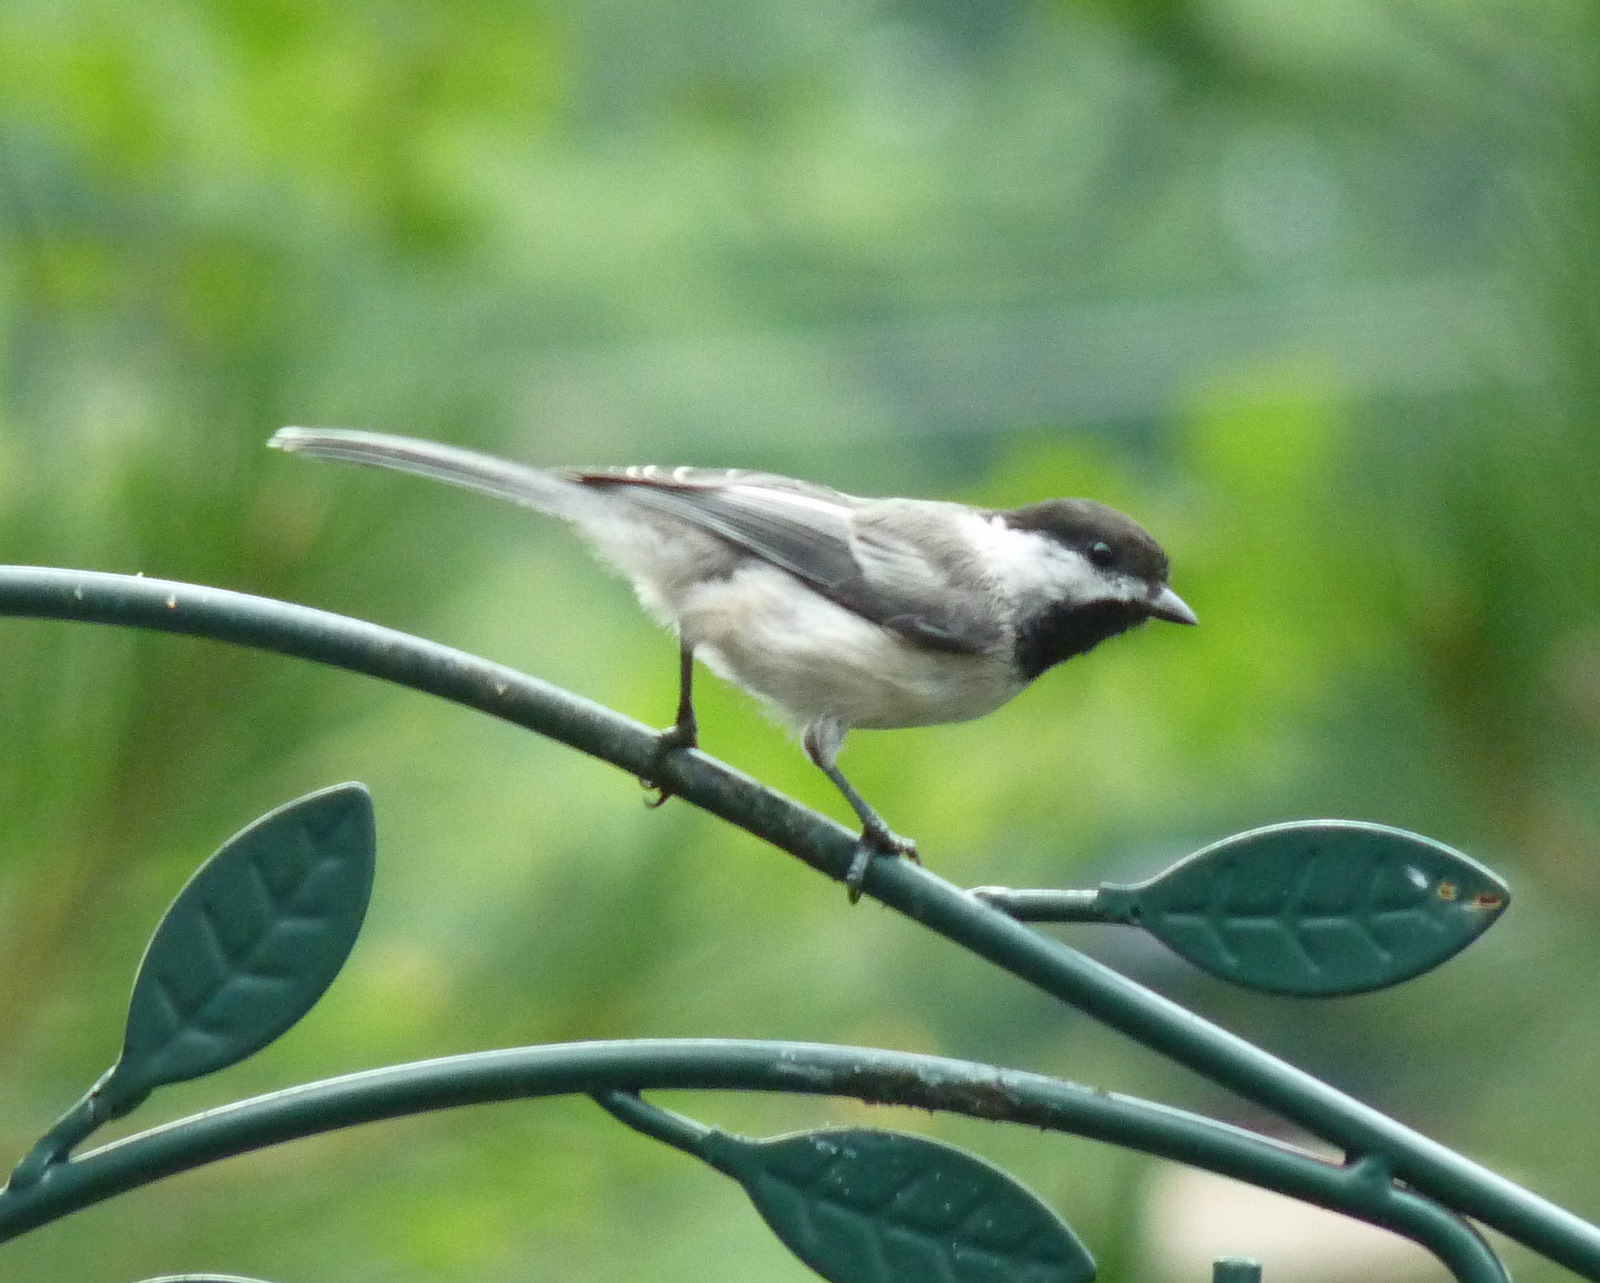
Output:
[1148,585,1198,626]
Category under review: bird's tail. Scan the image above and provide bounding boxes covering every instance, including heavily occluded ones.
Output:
[269,427,590,517]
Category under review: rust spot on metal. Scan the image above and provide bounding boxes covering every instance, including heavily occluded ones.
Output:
[830,1065,1047,1126]
[1472,891,1505,910]
[1436,881,1458,901]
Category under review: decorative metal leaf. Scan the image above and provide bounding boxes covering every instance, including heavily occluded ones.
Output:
[703,1126,1095,1283]
[1099,820,1509,996]
[101,784,376,1113]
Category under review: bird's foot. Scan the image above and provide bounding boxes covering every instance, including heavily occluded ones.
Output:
[845,822,920,904]
[640,718,698,808]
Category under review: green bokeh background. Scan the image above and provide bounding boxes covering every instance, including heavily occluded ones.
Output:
[2,1,1598,1280]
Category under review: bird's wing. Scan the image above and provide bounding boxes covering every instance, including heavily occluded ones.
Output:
[569,467,860,584]
[846,501,1007,652]
[571,469,1001,653]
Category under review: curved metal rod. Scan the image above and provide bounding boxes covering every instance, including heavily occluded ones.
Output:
[0,565,1588,1275]
[0,1039,1504,1283]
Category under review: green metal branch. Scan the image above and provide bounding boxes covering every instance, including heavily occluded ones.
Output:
[0,565,1592,1276]
[0,1039,1504,1283]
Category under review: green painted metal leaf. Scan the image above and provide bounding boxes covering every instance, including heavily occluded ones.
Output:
[1100,820,1509,996]
[101,784,375,1112]
[704,1126,1095,1283]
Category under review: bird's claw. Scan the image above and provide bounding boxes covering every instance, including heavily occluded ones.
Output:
[640,720,698,808]
[845,824,920,903]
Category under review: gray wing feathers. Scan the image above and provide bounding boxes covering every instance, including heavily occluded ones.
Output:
[585,475,1002,653]
[845,505,1006,652]
[575,472,860,589]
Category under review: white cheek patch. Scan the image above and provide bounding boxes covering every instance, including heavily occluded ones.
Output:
[971,514,1150,607]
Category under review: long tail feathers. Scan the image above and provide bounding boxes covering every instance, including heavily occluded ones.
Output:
[269,427,582,515]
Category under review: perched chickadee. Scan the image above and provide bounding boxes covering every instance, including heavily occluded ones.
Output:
[269,428,1196,897]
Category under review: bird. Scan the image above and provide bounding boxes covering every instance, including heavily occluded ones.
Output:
[269,427,1196,898]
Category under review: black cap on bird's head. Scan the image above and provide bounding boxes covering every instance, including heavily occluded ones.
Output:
[998,498,1196,680]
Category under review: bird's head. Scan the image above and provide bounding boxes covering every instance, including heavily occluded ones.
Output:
[993,498,1196,680]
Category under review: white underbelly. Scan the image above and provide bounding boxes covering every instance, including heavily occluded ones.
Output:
[675,564,1019,730]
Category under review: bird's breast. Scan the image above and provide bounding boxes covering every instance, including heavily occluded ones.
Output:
[677,564,1022,730]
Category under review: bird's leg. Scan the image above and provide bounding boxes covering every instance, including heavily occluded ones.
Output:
[642,638,699,807]
[802,718,919,903]
[663,636,700,751]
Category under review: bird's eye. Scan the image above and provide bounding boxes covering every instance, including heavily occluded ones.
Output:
[1087,540,1116,568]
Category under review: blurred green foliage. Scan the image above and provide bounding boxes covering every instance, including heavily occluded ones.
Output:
[2,1,1599,1280]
